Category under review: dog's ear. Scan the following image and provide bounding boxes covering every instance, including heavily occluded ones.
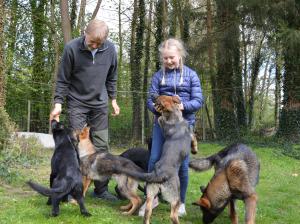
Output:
[194,197,211,209]
[172,95,181,104]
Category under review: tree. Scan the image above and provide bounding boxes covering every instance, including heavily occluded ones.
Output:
[77,0,86,35]
[91,0,102,20]
[0,0,5,107]
[248,32,266,127]
[6,0,18,78]
[277,0,300,141]
[60,0,72,44]
[30,0,49,131]
[131,0,145,142]
[214,0,240,139]
[143,0,153,137]
[154,0,168,70]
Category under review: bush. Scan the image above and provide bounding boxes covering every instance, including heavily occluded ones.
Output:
[0,107,45,183]
[0,107,16,152]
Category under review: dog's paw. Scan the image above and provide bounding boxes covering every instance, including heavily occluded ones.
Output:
[82,211,92,217]
[50,212,59,217]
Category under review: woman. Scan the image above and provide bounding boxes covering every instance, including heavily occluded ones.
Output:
[139,38,203,216]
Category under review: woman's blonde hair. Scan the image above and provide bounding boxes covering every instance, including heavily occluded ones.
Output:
[159,38,187,85]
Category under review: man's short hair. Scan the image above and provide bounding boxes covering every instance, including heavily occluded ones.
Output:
[85,19,109,41]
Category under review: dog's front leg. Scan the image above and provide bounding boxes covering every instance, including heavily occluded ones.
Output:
[170,199,180,224]
[76,196,91,217]
[144,195,154,224]
[229,199,238,224]
[82,176,92,197]
[244,193,258,224]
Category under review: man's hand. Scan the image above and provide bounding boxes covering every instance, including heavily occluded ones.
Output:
[111,99,120,116]
[50,103,62,121]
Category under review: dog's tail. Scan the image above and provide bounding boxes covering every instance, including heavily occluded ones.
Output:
[189,154,221,172]
[27,179,73,198]
[114,167,167,183]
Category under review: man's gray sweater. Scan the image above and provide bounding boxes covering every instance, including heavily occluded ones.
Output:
[54,36,117,108]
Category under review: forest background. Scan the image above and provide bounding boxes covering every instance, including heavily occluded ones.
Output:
[0,0,299,151]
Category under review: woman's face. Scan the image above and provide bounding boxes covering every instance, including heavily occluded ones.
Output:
[162,46,180,70]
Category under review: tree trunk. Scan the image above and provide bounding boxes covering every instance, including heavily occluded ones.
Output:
[91,0,102,20]
[6,0,18,78]
[154,0,167,70]
[77,0,86,35]
[182,0,190,43]
[258,56,270,122]
[131,0,145,142]
[278,4,300,141]
[60,0,72,43]
[30,0,48,132]
[233,23,246,132]
[274,46,282,128]
[248,32,265,128]
[49,0,60,133]
[206,0,216,139]
[169,0,177,36]
[0,0,5,107]
[143,0,153,136]
[214,0,240,140]
[70,0,77,32]
[117,0,123,92]
[174,0,184,39]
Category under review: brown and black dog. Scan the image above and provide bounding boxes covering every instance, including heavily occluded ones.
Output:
[27,120,90,217]
[190,143,260,224]
[115,95,192,224]
[77,126,146,215]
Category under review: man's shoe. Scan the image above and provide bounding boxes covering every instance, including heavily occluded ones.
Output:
[178,203,187,217]
[92,191,119,202]
[138,196,159,217]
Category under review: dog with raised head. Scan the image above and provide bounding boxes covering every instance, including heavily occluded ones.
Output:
[115,95,192,224]
[154,96,198,155]
[27,120,90,217]
[190,143,260,224]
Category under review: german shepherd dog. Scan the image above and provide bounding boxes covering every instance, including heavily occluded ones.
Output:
[115,146,150,198]
[77,126,149,215]
[190,143,260,224]
[27,120,90,217]
[115,95,192,224]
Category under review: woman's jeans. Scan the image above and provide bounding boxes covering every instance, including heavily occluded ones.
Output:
[148,121,189,203]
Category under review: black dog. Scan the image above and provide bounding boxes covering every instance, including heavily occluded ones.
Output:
[27,120,90,217]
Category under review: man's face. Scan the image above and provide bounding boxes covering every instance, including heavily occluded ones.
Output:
[85,33,103,50]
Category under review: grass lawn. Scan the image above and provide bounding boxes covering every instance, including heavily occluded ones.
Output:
[0,143,299,224]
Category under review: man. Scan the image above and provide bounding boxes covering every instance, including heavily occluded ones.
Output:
[50,19,120,201]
